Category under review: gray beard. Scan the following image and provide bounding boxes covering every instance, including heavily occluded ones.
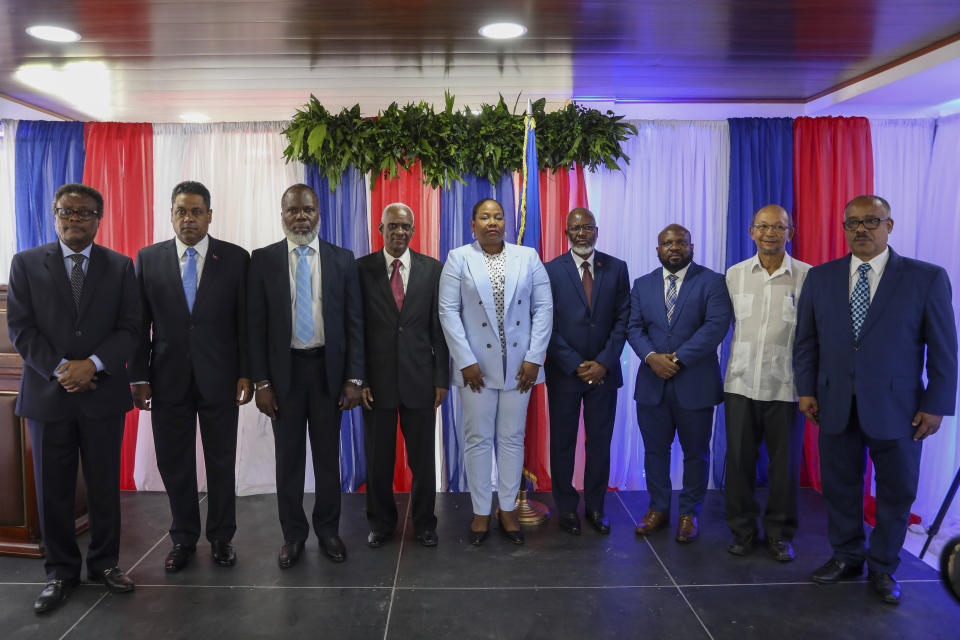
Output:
[283,224,318,246]
[571,243,595,257]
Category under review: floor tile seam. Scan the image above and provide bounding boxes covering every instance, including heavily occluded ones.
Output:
[58,592,108,640]
[382,494,412,640]
[678,578,943,588]
[125,494,207,578]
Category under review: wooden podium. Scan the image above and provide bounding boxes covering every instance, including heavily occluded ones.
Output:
[0,286,88,558]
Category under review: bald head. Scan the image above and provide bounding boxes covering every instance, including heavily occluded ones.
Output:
[565,207,598,257]
[750,204,794,257]
[656,224,693,273]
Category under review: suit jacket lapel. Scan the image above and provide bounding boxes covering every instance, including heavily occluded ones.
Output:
[46,243,76,320]
[273,240,293,334]
[163,239,191,314]
[503,244,519,309]
[192,236,220,316]
[591,252,606,313]
[77,244,107,321]
[858,249,901,340]
[669,263,699,325]
[399,251,422,320]
[647,267,666,328]
[561,252,590,310]
[465,242,500,332]
[376,251,401,318]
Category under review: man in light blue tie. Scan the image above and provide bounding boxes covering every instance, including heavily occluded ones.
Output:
[795,195,958,604]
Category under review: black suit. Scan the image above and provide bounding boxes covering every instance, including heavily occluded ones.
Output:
[6,242,140,580]
[132,236,249,547]
[248,238,363,541]
[356,249,449,534]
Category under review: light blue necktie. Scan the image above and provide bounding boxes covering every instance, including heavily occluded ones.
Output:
[665,274,678,324]
[183,247,197,312]
[850,263,871,340]
[294,246,314,344]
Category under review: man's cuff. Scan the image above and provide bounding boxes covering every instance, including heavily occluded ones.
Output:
[644,351,656,364]
[53,358,68,379]
[131,381,149,386]
[89,355,105,372]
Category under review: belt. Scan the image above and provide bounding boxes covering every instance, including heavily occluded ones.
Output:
[291,346,325,357]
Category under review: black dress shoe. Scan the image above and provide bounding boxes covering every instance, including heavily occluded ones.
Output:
[586,510,611,535]
[811,558,863,584]
[468,527,490,546]
[211,541,237,567]
[367,531,392,548]
[278,540,305,569]
[766,537,795,563]
[415,530,439,547]
[727,532,757,556]
[319,536,347,563]
[558,512,582,536]
[497,513,525,545]
[33,578,79,614]
[88,567,135,593]
[869,571,901,604]
[164,543,196,573]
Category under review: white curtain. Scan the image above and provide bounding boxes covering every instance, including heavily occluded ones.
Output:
[0,120,17,284]
[585,120,730,491]
[136,121,305,495]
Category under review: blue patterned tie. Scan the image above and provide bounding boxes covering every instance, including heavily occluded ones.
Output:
[850,263,871,340]
[294,246,314,344]
[665,274,678,324]
[182,247,197,312]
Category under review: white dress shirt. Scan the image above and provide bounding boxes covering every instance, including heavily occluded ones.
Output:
[849,247,889,302]
[383,247,411,294]
[175,234,209,284]
[287,236,324,348]
[725,253,811,402]
[661,263,690,298]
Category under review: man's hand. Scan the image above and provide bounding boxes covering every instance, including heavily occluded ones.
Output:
[236,378,253,406]
[56,359,97,392]
[799,396,819,425]
[516,361,540,394]
[646,353,680,380]
[912,411,943,441]
[339,381,363,411]
[462,364,485,393]
[132,383,152,410]
[434,387,448,409]
[255,382,279,420]
[577,360,608,385]
[361,387,375,410]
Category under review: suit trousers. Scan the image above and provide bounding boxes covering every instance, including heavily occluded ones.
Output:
[272,349,342,541]
[152,373,239,546]
[548,383,617,514]
[28,414,124,580]
[636,378,714,517]
[820,400,921,574]
[459,384,532,515]
[723,393,805,540]
[363,406,437,534]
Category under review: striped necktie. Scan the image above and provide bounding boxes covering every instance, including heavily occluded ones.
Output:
[850,263,871,340]
[665,274,678,324]
[69,254,85,310]
[295,246,314,344]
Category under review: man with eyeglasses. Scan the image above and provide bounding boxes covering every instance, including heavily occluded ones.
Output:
[544,207,630,536]
[248,184,364,567]
[795,195,957,604]
[356,203,448,548]
[7,184,140,613]
[723,205,810,563]
[131,181,251,573]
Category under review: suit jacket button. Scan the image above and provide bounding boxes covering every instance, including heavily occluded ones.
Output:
[513,342,517,347]
[399,327,404,332]
[74,330,82,337]
[487,344,492,348]
[482,322,487,327]
[518,299,522,304]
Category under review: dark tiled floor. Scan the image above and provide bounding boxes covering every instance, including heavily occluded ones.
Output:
[1,489,957,639]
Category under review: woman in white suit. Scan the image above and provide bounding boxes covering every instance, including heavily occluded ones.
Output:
[439,198,553,545]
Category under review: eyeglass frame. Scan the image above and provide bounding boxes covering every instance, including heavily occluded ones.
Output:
[566,224,598,233]
[749,223,792,234]
[841,217,891,232]
[54,208,102,221]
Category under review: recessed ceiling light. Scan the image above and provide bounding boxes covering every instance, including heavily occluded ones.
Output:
[26,25,81,43]
[180,112,212,123]
[479,23,527,39]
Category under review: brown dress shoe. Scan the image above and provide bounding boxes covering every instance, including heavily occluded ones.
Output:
[676,515,699,543]
[634,510,669,535]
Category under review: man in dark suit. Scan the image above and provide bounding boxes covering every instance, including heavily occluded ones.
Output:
[7,183,139,613]
[357,203,448,548]
[795,195,957,604]
[132,181,251,573]
[545,207,630,535]
[627,224,732,543]
[248,183,364,567]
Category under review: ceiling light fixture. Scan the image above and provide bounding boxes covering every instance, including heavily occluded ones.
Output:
[479,23,527,39]
[15,61,112,119]
[180,112,212,123]
[26,25,81,43]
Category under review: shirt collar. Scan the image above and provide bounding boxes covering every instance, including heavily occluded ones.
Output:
[570,249,595,271]
[662,263,690,283]
[175,234,209,260]
[748,252,793,277]
[59,240,92,259]
[383,247,411,272]
[850,246,890,277]
[287,234,321,255]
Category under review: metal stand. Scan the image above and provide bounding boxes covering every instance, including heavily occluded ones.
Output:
[920,464,960,559]
[514,469,549,527]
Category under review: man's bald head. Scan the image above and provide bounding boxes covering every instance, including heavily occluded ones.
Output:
[656,224,694,273]
[750,205,794,257]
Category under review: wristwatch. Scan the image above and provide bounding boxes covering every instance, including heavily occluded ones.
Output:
[347,378,364,387]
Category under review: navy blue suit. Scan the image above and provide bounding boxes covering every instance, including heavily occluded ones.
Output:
[545,251,630,514]
[627,262,732,516]
[794,248,957,572]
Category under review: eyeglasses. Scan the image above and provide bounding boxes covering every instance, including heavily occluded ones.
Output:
[385,222,413,232]
[54,208,100,220]
[567,224,597,233]
[842,217,890,231]
[751,223,790,234]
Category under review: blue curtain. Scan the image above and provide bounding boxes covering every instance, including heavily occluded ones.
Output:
[15,121,86,251]
[305,164,370,492]
[436,172,515,490]
[712,117,794,487]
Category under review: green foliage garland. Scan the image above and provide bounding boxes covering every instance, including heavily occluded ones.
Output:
[283,92,637,190]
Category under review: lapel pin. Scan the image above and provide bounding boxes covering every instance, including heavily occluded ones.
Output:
[212,254,219,260]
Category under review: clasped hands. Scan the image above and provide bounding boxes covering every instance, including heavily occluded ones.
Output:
[577,360,607,385]
[56,359,97,393]
[798,395,942,441]
[646,352,680,380]
[461,361,541,394]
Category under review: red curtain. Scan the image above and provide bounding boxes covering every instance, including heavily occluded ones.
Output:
[81,122,154,490]
[370,162,442,491]
[792,117,873,491]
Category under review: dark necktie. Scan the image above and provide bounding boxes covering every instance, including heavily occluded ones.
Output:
[851,263,871,340]
[582,262,593,309]
[69,254,85,310]
[391,259,404,310]
[666,274,678,324]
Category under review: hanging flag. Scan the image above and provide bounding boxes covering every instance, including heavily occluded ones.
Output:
[517,102,541,251]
